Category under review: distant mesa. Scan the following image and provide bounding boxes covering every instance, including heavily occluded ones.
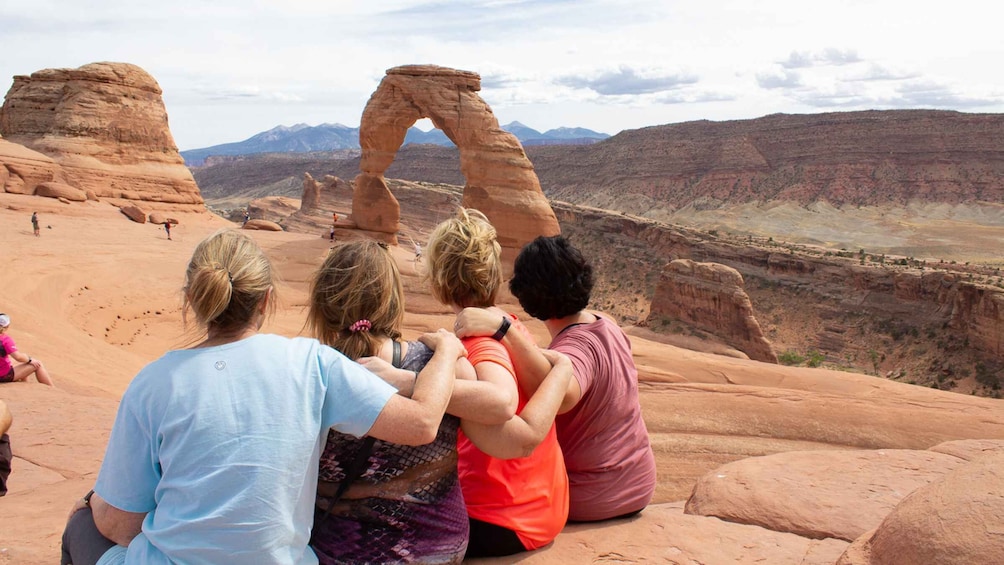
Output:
[353,64,560,253]
[0,62,203,210]
[180,121,609,167]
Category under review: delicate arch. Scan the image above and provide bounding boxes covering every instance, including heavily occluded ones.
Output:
[354,65,559,253]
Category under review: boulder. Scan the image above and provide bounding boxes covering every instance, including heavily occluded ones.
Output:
[119,204,147,224]
[648,259,778,363]
[685,449,968,541]
[355,64,559,256]
[836,452,1004,565]
[242,219,283,232]
[0,62,203,208]
[35,181,86,202]
[147,212,178,226]
[85,189,99,201]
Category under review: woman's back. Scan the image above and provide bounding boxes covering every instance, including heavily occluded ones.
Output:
[95,334,395,565]
[312,341,468,564]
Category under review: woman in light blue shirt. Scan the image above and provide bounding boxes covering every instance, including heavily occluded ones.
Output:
[60,229,464,565]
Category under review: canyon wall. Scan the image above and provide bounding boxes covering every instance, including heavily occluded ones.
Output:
[530,110,1004,213]
[1,62,202,209]
[553,202,1004,390]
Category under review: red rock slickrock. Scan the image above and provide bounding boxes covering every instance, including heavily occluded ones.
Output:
[242,218,283,231]
[0,62,203,209]
[35,181,86,202]
[648,258,777,363]
[684,449,968,541]
[836,450,1004,565]
[355,64,559,254]
[0,135,67,194]
[119,204,148,223]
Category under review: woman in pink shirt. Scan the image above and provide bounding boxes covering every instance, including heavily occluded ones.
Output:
[0,313,54,386]
[455,235,656,522]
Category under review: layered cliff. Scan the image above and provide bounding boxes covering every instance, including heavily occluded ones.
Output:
[530,110,1004,211]
[1,62,202,208]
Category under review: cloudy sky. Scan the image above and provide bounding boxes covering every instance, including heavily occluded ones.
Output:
[2,0,1002,150]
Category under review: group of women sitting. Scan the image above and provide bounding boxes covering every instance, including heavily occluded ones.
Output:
[61,207,655,565]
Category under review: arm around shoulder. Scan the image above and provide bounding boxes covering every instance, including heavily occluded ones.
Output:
[366,329,464,445]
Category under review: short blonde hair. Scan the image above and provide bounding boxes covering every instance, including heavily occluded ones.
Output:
[426,208,502,308]
[184,229,276,334]
[307,240,404,359]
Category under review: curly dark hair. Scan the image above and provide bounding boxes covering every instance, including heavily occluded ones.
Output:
[509,235,593,320]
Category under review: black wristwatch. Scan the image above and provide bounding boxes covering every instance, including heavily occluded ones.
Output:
[83,489,95,507]
[491,316,511,341]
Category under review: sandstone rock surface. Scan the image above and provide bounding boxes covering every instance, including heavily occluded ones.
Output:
[471,503,848,565]
[147,212,178,226]
[684,449,968,541]
[242,218,283,231]
[119,204,147,223]
[0,136,66,194]
[836,451,1004,565]
[355,65,559,253]
[35,181,86,202]
[0,62,203,209]
[649,258,777,362]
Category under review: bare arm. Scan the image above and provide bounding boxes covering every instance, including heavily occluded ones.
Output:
[359,353,515,425]
[10,350,30,364]
[365,329,463,446]
[0,400,11,436]
[91,492,145,547]
[461,349,573,459]
[455,307,582,413]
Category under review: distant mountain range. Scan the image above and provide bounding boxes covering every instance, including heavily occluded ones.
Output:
[181,121,610,166]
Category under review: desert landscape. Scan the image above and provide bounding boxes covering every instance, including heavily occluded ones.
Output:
[2,61,1004,564]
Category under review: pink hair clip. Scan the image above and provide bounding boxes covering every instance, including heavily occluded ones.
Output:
[349,319,372,333]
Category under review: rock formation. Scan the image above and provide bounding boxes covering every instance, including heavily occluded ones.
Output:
[355,65,559,252]
[0,135,66,194]
[242,219,283,231]
[553,201,1004,389]
[684,449,967,541]
[836,450,1004,565]
[648,259,777,363]
[529,110,1004,211]
[0,62,203,209]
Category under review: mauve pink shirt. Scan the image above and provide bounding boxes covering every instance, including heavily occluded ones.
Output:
[551,314,657,522]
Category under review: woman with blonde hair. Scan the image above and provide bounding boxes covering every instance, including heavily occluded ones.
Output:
[306,240,571,563]
[425,208,570,558]
[61,229,465,565]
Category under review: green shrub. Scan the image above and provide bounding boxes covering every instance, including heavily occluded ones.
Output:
[778,350,805,366]
[806,350,825,368]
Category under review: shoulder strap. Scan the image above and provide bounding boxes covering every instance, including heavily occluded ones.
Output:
[391,340,402,368]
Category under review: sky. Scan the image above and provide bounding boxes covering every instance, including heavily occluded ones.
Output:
[2,0,1003,151]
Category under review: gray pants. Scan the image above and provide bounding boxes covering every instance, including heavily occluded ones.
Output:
[61,508,117,565]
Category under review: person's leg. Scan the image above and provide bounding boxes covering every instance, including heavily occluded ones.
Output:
[0,433,11,496]
[465,517,526,558]
[61,508,118,565]
[13,361,54,386]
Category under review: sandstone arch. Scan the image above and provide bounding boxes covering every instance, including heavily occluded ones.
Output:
[354,65,559,253]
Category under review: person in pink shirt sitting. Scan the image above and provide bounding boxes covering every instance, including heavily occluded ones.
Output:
[455,235,656,522]
[0,314,54,386]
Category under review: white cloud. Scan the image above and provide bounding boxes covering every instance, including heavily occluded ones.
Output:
[2,0,1003,149]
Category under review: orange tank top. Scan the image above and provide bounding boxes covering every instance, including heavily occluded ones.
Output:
[457,317,569,550]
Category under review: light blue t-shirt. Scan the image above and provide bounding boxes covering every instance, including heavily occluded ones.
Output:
[93,334,397,565]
